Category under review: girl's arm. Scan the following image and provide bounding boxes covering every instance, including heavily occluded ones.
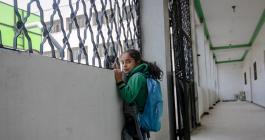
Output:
[117,74,146,103]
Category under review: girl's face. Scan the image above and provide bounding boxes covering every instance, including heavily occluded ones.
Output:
[121,52,139,74]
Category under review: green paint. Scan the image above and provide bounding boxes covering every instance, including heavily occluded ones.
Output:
[241,50,249,60]
[212,44,251,50]
[0,30,2,45]
[0,22,41,36]
[203,21,210,40]
[216,50,249,64]
[194,0,212,43]
[216,59,242,64]
[0,1,42,51]
[249,9,265,45]
[194,0,265,64]
[0,1,39,17]
[194,0,204,22]
[212,52,216,61]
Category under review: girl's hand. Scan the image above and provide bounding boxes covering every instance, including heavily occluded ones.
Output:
[112,58,120,69]
[114,69,123,83]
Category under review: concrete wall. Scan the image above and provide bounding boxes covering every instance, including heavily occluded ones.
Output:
[197,87,205,118]
[217,62,243,100]
[141,0,172,139]
[0,49,123,140]
[195,23,211,115]
[242,25,265,107]
[0,0,173,139]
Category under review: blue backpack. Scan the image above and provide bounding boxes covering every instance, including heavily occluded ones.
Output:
[138,76,163,132]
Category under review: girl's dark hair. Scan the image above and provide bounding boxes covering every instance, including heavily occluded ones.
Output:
[125,49,163,80]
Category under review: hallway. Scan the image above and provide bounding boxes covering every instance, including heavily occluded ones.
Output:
[191,101,265,140]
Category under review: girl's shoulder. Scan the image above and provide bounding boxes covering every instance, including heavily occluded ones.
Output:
[129,72,147,82]
[132,72,146,78]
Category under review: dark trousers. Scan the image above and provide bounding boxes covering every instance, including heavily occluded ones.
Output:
[122,103,149,140]
[122,115,147,140]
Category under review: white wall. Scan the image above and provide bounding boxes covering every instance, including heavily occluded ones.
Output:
[194,22,211,117]
[242,24,265,107]
[218,62,243,100]
[141,0,172,139]
[190,1,201,123]
[1,0,173,139]
[0,49,123,140]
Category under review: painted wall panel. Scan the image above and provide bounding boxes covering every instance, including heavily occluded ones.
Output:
[218,63,243,100]
[242,25,265,107]
[0,49,123,140]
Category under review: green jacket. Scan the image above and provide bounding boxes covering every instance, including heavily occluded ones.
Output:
[117,63,149,112]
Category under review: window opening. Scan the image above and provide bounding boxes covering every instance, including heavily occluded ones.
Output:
[254,61,257,80]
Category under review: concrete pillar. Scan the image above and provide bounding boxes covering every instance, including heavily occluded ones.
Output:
[140,0,172,139]
[195,24,209,113]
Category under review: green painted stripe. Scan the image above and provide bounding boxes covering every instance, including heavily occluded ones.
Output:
[215,50,249,64]
[212,43,251,50]
[249,9,265,45]
[240,50,249,60]
[194,0,265,63]
[0,22,42,36]
[0,1,40,16]
[216,59,242,64]
[194,0,211,41]
[0,30,2,46]
[194,0,216,63]
[213,52,216,62]
[240,9,265,61]
[203,21,210,40]
[194,0,204,22]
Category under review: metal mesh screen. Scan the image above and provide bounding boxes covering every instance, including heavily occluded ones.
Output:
[169,0,194,139]
[0,0,141,69]
[170,0,193,81]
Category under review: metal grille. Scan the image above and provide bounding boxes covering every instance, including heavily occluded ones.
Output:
[169,0,194,139]
[170,0,193,81]
[0,0,141,69]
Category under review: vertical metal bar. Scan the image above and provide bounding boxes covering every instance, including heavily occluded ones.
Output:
[22,11,25,50]
[35,0,56,58]
[168,20,178,139]
[13,0,20,50]
[0,30,3,48]
[170,0,193,139]
[134,0,142,53]
[13,0,34,53]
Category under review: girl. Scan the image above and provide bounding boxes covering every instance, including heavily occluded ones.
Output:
[114,49,163,140]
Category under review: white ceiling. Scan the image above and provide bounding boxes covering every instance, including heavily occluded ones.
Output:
[214,47,248,61]
[200,0,265,62]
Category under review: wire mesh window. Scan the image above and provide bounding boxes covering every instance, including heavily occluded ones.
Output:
[92,9,113,25]
[0,0,142,69]
[122,5,136,20]
[170,0,193,81]
[68,46,88,61]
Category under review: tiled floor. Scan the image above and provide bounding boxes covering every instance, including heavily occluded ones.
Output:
[191,101,265,140]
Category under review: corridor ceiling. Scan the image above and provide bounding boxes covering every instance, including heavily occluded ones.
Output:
[195,0,265,64]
